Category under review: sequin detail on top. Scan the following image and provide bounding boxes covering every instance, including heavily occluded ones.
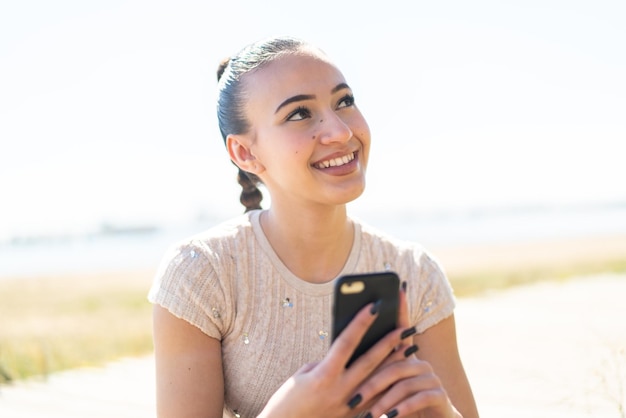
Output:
[189,249,198,258]
[242,333,250,345]
[233,410,241,418]
[212,308,221,319]
[282,298,293,308]
[147,212,457,418]
[318,330,328,340]
[384,262,392,271]
[424,300,433,313]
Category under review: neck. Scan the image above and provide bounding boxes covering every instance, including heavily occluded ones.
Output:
[261,203,354,284]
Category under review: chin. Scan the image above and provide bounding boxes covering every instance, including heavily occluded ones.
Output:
[334,182,366,205]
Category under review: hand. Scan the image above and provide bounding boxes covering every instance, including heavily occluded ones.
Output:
[257,302,415,418]
[356,353,462,418]
[351,285,462,418]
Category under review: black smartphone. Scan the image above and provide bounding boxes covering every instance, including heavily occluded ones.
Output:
[331,271,400,367]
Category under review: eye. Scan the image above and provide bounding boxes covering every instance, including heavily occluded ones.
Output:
[286,106,311,121]
[336,94,355,109]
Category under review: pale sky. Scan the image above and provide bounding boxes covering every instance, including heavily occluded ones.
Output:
[1,0,625,238]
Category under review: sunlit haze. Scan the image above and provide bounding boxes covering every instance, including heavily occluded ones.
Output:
[1,1,625,239]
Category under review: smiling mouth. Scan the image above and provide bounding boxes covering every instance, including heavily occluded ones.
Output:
[314,152,356,169]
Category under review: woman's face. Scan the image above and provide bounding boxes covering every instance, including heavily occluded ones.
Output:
[237,51,371,209]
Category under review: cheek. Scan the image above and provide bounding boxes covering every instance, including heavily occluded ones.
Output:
[350,113,371,142]
[358,127,371,141]
[355,123,371,145]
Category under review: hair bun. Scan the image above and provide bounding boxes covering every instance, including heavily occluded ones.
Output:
[217,57,231,81]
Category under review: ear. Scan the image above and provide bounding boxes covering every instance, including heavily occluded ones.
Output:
[226,134,265,175]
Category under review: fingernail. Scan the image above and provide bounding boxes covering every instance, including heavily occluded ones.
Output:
[385,409,399,418]
[400,326,416,339]
[404,344,419,357]
[401,281,407,292]
[370,300,381,315]
[347,393,362,409]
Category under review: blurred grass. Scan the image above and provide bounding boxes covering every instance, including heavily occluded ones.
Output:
[0,270,154,383]
[449,256,626,297]
[1,247,626,384]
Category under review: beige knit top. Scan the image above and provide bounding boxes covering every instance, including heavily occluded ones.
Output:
[148,210,455,418]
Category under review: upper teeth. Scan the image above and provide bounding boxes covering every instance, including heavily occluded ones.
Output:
[315,152,355,169]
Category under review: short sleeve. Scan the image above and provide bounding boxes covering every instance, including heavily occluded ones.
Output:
[148,240,230,340]
[410,251,456,334]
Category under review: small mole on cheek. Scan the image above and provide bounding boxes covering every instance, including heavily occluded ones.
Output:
[319,119,323,123]
[311,135,316,140]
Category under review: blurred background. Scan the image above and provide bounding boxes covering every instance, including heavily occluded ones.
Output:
[1,0,625,278]
[1,2,626,416]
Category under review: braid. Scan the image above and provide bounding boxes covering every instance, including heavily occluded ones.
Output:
[217,37,309,212]
[237,168,263,213]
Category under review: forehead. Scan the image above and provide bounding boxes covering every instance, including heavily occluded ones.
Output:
[243,52,347,106]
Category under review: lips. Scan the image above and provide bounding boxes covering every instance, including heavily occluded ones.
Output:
[313,152,356,169]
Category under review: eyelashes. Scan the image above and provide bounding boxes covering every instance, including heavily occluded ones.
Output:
[286,106,311,121]
[285,94,356,122]
[337,94,355,109]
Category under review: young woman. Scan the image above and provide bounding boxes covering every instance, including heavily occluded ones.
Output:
[149,36,479,418]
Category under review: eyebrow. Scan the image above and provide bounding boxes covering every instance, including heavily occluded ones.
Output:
[274,83,351,114]
[332,82,350,94]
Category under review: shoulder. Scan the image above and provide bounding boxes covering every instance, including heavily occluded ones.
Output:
[193,211,256,247]
[352,217,455,331]
[168,211,257,262]
[353,217,440,274]
[148,212,259,337]
[151,212,258,293]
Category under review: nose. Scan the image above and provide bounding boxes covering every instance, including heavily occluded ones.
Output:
[317,111,353,144]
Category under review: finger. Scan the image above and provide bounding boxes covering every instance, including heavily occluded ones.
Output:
[295,361,319,375]
[344,333,419,399]
[321,302,379,375]
[377,386,452,418]
[343,343,419,416]
[376,338,420,372]
[366,361,454,418]
[397,281,411,330]
[353,357,431,406]
[348,322,418,380]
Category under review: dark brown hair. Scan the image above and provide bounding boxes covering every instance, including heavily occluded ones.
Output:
[216,36,307,212]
